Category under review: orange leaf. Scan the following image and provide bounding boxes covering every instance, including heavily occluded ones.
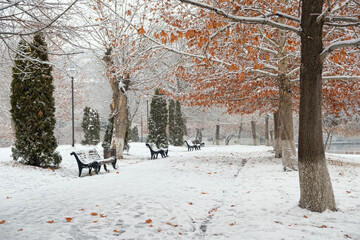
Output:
[0,220,5,224]
[93,221,98,223]
[303,215,308,218]
[18,228,23,231]
[114,230,119,233]
[65,217,72,222]
[100,214,107,218]
[46,220,54,224]
[148,224,154,227]
[229,222,236,226]
[6,196,11,199]
[91,212,98,216]
[79,208,85,211]
[179,232,183,235]
[116,171,119,174]
[145,219,152,224]
[137,26,146,35]
[157,228,162,232]
[188,202,193,205]
[201,192,207,194]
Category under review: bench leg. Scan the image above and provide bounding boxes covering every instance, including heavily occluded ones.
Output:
[79,167,83,177]
[112,161,117,169]
[89,168,92,174]
[104,164,108,172]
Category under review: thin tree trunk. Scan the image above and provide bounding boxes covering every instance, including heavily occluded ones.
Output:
[251,120,257,146]
[215,124,220,145]
[274,111,282,158]
[327,135,333,151]
[237,122,243,144]
[269,130,274,145]
[277,6,297,171]
[265,115,270,146]
[298,0,336,212]
[324,131,331,150]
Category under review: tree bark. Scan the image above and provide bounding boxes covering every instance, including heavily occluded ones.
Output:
[274,111,282,158]
[103,47,130,160]
[265,115,270,146]
[215,124,220,145]
[251,120,257,146]
[298,0,336,212]
[279,74,297,171]
[277,7,297,171]
[195,128,203,142]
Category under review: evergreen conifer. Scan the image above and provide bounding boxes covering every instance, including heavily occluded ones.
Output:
[102,116,113,150]
[131,126,140,142]
[147,89,168,148]
[173,100,184,146]
[81,107,100,145]
[168,99,175,144]
[10,33,61,167]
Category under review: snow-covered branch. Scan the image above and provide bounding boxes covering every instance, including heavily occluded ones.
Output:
[177,0,301,34]
[320,38,360,61]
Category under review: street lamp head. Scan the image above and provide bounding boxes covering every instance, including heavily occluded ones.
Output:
[66,67,79,78]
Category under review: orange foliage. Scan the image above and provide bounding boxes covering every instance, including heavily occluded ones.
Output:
[155,0,360,116]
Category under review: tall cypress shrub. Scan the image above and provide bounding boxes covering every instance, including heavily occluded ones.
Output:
[173,100,184,146]
[81,107,100,145]
[147,89,168,148]
[10,33,61,167]
[102,116,113,150]
[131,126,140,142]
[168,99,175,144]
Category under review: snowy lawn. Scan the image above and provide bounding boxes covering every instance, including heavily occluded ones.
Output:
[0,143,359,239]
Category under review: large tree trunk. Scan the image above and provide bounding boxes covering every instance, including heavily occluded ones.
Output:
[110,89,129,159]
[265,115,270,146]
[103,47,130,160]
[298,0,336,212]
[251,120,257,146]
[215,124,220,145]
[273,111,282,158]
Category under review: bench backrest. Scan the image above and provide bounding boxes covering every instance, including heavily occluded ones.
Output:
[73,149,101,164]
[186,140,195,146]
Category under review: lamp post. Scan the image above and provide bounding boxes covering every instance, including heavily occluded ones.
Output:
[71,76,74,147]
[67,67,78,147]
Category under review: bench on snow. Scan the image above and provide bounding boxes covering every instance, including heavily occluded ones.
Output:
[194,139,205,147]
[70,149,117,177]
[184,140,202,151]
[146,143,168,159]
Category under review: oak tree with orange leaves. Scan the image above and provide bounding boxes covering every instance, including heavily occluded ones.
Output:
[155,0,360,212]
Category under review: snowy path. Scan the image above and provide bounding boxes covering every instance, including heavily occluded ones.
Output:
[0,143,359,239]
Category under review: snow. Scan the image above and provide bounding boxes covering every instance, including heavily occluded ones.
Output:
[0,143,359,239]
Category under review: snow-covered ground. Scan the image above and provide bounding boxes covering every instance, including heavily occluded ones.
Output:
[0,143,359,240]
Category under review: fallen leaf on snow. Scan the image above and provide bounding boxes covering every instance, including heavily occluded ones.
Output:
[6,196,11,199]
[346,191,351,194]
[65,217,72,222]
[113,230,119,233]
[274,221,283,225]
[116,171,119,174]
[229,222,236,226]
[201,192,207,194]
[0,220,5,224]
[46,220,54,224]
[166,222,179,227]
[93,221,98,223]
[91,212,98,216]
[100,214,107,218]
[157,228,162,232]
[303,215,308,218]
[188,202,193,205]
[145,219,152,224]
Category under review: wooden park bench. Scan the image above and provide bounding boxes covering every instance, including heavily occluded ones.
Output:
[70,149,117,177]
[184,140,201,151]
[146,143,168,159]
[194,139,205,147]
